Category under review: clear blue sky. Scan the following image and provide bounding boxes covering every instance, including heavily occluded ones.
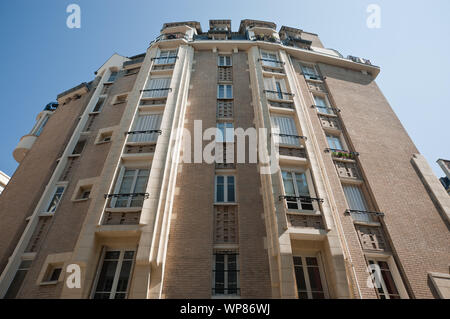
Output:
[0,0,448,178]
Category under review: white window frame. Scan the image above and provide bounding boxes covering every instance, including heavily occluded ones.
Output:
[280,169,318,212]
[30,114,50,137]
[215,175,236,203]
[142,76,172,98]
[111,167,150,208]
[342,184,373,223]
[212,251,240,297]
[156,49,177,65]
[260,50,280,68]
[293,254,329,299]
[365,254,408,299]
[326,133,344,151]
[217,84,233,99]
[218,55,232,67]
[91,248,136,299]
[312,93,334,115]
[128,112,163,143]
[270,115,300,146]
[300,62,320,80]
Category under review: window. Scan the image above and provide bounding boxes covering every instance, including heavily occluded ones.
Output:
[261,51,280,67]
[218,55,232,66]
[313,95,333,114]
[112,168,150,208]
[156,49,177,65]
[46,186,65,213]
[281,171,314,210]
[4,260,32,299]
[93,97,106,113]
[75,184,92,200]
[367,259,400,299]
[31,115,50,137]
[271,115,299,146]
[293,256,327,299]
[108,71,118,82]
[343,185,372,222]
[72,139,86,155]
[142,77,171,98]
[43,265,62,283]
[113,94,128,105]
[216,123,234,143]
[92,250,135,299]
[264,77,289,100]
[217,84,233,99]
[213,252,239,296]
[326,134,343,150]
[96,131,112,144]
[300,63,320,80]
[215,175,235,203]
[129,114,162,143]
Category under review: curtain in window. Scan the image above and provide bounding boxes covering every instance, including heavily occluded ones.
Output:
[143,77,171,98]
[156,50,177,64]
[129,114,162,142]
[343,185,370,222]
[271,116,299,146]
[326,135,343,150]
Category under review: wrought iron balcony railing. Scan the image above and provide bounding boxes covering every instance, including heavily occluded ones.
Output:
[279,195,324,203]
[151,56,178,64]
[140,88,172,98]
[263,90,294,101]
[325,148,359,159]
[258,58,285,67]
[312,105,341,113]
[344,209,385,217]
[302,73,323,81]
[272,133,307,141]
[104,193,149,199]
[126,130,162,136]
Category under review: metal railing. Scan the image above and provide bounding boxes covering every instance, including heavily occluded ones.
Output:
[104,193,149,199]
[126,130,162,136]
[344,209,384,217]
[258,58,284,67]
[302,72,323,80]
[140,88,172,98]
[272,133,307,141]
[325,148,359,159]
[312,105,341,113]
[279,195,324,203]
[263,89,294,100]
[151,56,178,64]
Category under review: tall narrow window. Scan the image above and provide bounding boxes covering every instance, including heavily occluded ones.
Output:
[129,114,162,143]
[218,55,232,66]
[217,85,233,99]
[215,175,235,203]
[368,259,400,299]
[4,260,32,299]
[142,77,171,98]
[264,77,288,100]
[92,250,135,299]
[326,134,343,150]
[72,139,87,155]
[271,115,299,146]
[32,115,49,137]
[93,97,106,113]
[313,95,333,114]
[300,63,320,80]
[343,185,371,222]
[156,49,177,65]
[46,186,65,213]
[108,71,118,82]
[293,256,327,299]
[112,168,150,208]
[216,123,234,143]
[282,171,314,210]
[213,252,239,296]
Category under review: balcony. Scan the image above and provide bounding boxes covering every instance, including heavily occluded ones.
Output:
[325,148,359,160]
[279,195,323,212]
[282,36,312,50]
[259,58,285,74]
[263,90,294,102]
[13,135,37,163]
[347,55,373,66]
[302,72,323,81]
[151,32,189,45]
[252,33,281,44]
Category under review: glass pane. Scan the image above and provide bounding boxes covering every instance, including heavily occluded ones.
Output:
[307,265,323,292]
[116,260,132,293]
[282,172,295,196]
[227,176,235,202]
[95,260,118,295]
[295,173,310,196]
[124,251,135,260]
[218,85,224,98]
[104,251,120,260]
[226,85,232,98]
[216,176,224,202]
[378,262,400,297]
[294,265,307,297]
[93,292,111,299]
[306,257,318,266]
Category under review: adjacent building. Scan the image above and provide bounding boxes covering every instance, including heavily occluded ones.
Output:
[0,19,449,299]
[0,171,9,195]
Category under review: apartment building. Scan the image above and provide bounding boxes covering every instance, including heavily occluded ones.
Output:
[0,171,9,194]
[0,19,448,299]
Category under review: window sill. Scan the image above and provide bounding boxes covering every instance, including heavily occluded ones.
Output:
[213,202,238,206]
[105,207,142,213]
[67,154,81,158]
[89,111,101,115]
[353,220,381,227]
[38,212,55,217]
[72,198,89,203]
[40,280,59,286]
[287,209,321,216]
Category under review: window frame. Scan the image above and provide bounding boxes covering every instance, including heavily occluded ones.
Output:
[111,167,150,208]
[156,49,178,65]
[299,62,320,80]
[90,247,136,299]
[128,112,163,143]
[312,93,334,115]
[218,55,232,67]
[215,175,236,204]
[280,169,318,212]
[217,84,233,99]
[365,254,408,299]
[212,251,240,297]
[260,50,281,68]
[270,114,300,146]
[44,183,67,214]
[292,253,329,299]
